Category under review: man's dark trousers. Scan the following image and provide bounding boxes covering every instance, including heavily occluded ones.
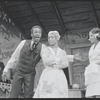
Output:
[9,71,35,98]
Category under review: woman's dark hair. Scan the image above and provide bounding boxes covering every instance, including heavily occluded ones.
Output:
[90,27,100,41]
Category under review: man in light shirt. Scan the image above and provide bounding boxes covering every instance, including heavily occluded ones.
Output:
[2,25,43,98]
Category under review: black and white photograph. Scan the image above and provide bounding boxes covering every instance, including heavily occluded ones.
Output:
[0,0,100,98]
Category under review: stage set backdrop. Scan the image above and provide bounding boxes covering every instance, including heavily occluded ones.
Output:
[0,6,22,97]
[0,7,21,66]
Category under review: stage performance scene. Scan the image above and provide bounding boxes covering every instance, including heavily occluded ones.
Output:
[0,0,100,98]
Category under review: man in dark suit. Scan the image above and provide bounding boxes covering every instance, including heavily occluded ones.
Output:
[2,25,42,98]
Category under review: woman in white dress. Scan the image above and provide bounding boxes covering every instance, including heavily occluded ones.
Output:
[84,28,100,98]
[33,30,69,98]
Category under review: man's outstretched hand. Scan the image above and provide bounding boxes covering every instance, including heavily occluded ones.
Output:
[2,72,7,82]
[2,70,11,82]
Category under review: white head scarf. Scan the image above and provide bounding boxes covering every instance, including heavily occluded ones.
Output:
[48,30,60,41]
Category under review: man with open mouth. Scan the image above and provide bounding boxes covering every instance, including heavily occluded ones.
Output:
[2,25,43,98]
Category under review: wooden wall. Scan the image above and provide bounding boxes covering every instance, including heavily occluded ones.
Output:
[3,1,100,40]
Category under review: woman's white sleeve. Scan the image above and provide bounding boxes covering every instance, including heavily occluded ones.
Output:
[40,44,55,66]
[67,55,74,62]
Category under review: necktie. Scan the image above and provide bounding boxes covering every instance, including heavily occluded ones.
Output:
[31,42,38,52]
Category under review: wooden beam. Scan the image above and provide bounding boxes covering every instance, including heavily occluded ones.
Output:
[28,1,47,40]
[0,1,27,39]
[51,1,67,37]
[90,1,100,27]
